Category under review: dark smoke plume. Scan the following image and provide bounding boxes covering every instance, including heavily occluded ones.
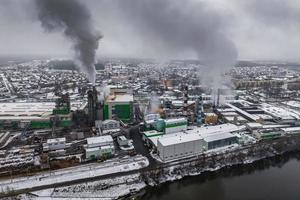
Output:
[117,0,237,87]
[35,0,101,84]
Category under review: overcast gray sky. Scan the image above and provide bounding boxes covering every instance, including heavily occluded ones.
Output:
[0,0,299,62]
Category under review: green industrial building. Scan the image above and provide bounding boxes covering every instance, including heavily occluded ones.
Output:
[145,117,188,134]
[103,94,134,123]
[0,94,73,130]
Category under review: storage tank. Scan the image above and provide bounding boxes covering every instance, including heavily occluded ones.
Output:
[155,119,166,132]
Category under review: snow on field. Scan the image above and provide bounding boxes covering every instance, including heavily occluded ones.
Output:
[28,174,146,199]
[0,155,149,193]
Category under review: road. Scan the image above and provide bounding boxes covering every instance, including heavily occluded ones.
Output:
[129,125,157,167]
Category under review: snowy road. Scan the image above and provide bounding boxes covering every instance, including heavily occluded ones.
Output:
[0,155,149,194]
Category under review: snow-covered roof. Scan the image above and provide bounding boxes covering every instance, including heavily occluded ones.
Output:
[87,135,113,146]
[154,123,241,147]
[186,123,239,136]
[216,108,235,112]
[246,122,263,129]
[0,116,48,120]
[47,137,66,144]
[281,127,300,132]
[224,116,247,122]
[106,94,133,103]
[221,112,238,116]
[226,103,261,121]
[260,103,300,120]
[286,101,300,108]
[143,130,164,137]
[262,124,290,129]
[205,112,218,116]
[144,113,160,121]
[0,102,55,116]
[158,132,202,146]
[165,117,187,124]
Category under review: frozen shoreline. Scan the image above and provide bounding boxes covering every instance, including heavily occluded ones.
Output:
[6,135,300,199]
[23,150,285,199]
[25,173,147,200]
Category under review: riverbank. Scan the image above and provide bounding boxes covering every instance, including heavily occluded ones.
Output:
[140,135,300,186]
[142,152,300,200]
[7,134,300,199]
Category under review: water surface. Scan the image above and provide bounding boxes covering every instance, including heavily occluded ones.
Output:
[144,155,300,200]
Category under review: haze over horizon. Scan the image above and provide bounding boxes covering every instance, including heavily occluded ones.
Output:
[0,0,300,62]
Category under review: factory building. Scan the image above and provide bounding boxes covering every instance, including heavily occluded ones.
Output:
[104,93,134,123]
[246,122,263,132]
[204,113,218,124]
[185,123,241,135]
[201,94,236,105]
[96,119,120,135]
[43,137,66,152]
[203,132,237,150]
[142,130,164,147]
[144,114,161,121]
[281,127,300,135]
[144,114,161,131]
[51,93,72,128]
[164,118,188,134]
[117,135,134,151]
[157,133,203,162]
[101,119,120,130]
[254,129,283,140]
[0,93,75,129]
[260,103,299,124]
[153,118,188,134]
[155,123,240,162]
[85,135,115,160]
[0,102,54,129]
[87,86,103,126]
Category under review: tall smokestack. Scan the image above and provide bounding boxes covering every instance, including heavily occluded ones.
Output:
[183,85,188,117]
[217,88,220,107]
[87,86,98,126]
[35,0,102,85]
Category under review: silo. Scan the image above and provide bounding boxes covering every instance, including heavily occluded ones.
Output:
[155,119,166,132]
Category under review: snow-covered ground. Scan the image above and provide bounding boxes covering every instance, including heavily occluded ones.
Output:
[286,101,300,109]
[0,155,149,194]
[27,173,146,199]
[147,148,277,186]
[0,132,21,149]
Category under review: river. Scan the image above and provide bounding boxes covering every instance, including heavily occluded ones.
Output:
[143,153,300,200]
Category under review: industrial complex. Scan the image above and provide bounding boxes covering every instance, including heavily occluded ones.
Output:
[1,59,300,198]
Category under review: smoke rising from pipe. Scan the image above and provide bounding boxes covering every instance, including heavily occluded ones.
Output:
[35,0,101,84]
[150,94,160,114]
[116,0,238,88]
